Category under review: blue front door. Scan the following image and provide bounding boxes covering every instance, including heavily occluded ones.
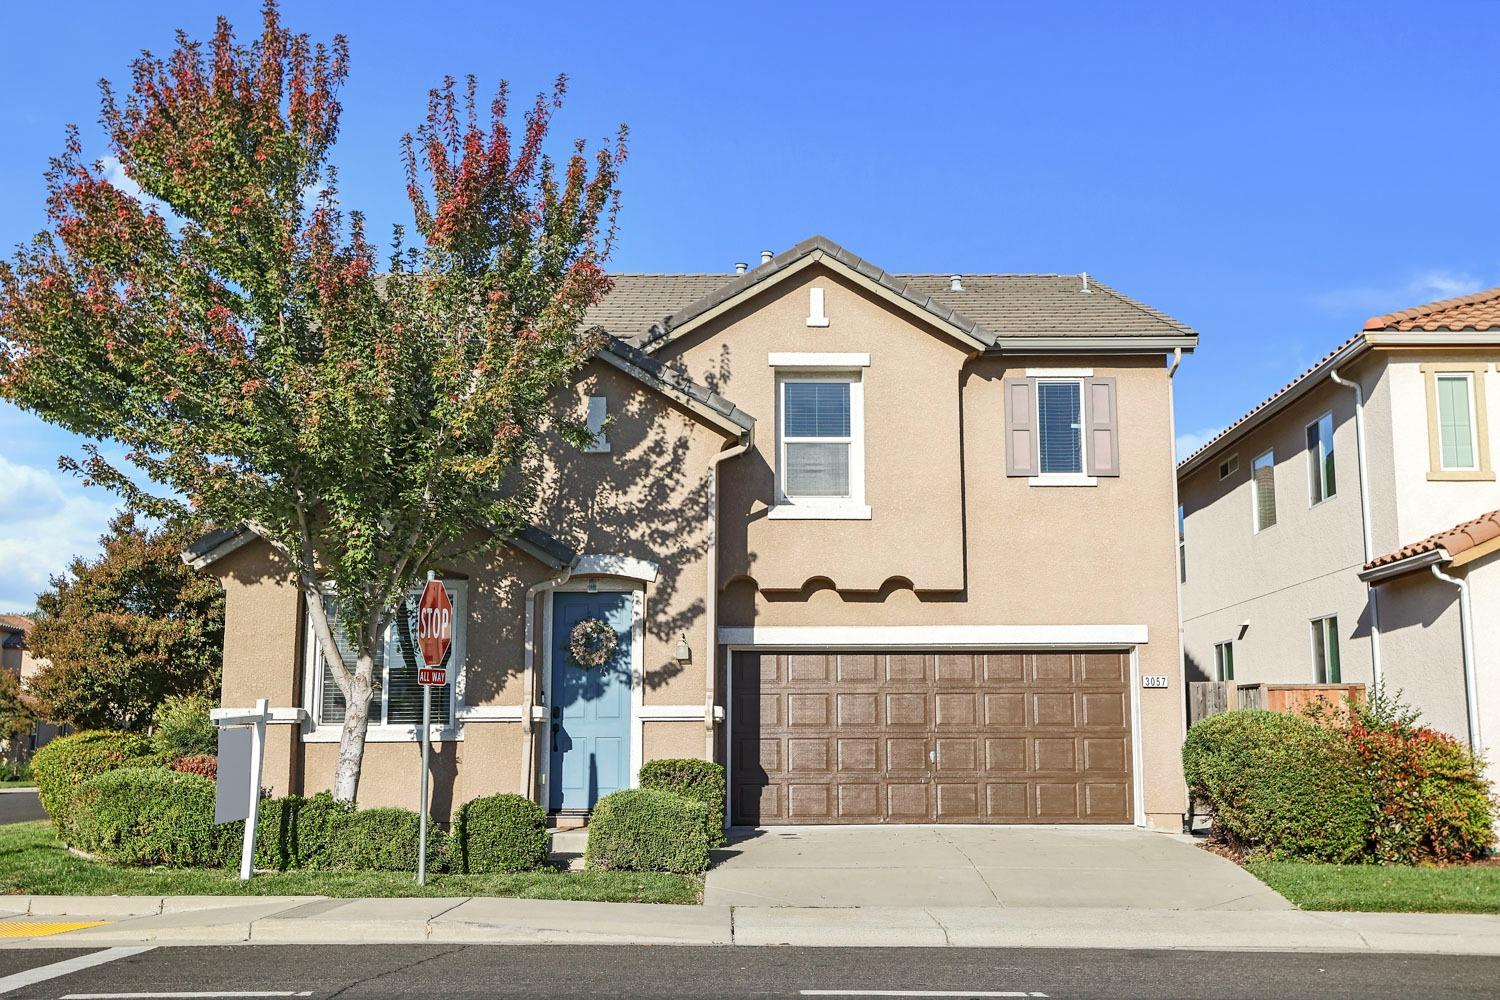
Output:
[548,591,633,812]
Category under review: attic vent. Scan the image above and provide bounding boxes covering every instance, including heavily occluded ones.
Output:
[949,275,964,291]
[1081,272,1091,294]
[760,250,773,266]
[734,262,747,275]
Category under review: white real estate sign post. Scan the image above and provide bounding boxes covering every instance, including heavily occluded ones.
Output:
[213,697,270,881]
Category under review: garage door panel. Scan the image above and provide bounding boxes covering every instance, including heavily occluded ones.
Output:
[730,650,1132,826]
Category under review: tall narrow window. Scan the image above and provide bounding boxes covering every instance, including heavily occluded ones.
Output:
[316,596,384,726]
[1311,616,1341,684]
[583,395,609,453]
[1307,412,1336,504]
[1214,641,1234,682]
[1036,380,1084,475]
[780,378,854,499]
[1252,449,1277,532]
[1436,373,1478,471]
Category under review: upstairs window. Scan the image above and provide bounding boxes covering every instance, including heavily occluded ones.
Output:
[1036,380,1085,475]
[1306,411,1336,505]
[1311,615,1341,684]
[1214,640,1234,682]
[1436,373,1478,471]
[1251,449,1277,532]
[781,378,852,497]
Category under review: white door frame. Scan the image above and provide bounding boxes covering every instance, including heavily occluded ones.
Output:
[539,578,645,811]
[723,643,1147,829]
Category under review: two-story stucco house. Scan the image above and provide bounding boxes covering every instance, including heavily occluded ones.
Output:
[1178,287,1500,762]
[187,235,1198,831]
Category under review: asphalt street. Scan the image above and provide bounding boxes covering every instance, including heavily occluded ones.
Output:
[0,792,45,825]
[0,945,1496,999]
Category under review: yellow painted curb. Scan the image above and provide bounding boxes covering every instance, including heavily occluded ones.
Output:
[0,920,108,938]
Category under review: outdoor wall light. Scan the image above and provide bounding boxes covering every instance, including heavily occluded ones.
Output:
[675,633,691,663]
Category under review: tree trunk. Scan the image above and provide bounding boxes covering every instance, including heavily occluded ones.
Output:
[332,675,372,803]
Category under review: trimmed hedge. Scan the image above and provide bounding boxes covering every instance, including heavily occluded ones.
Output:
[639,758,727,848]
[71,766,237,867]
[32,730,156,833]
[333,806,445,872]
[1184,710,1371,863]
[584,788,710,874]
[455,793,548,874]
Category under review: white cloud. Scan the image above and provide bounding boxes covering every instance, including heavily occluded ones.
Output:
[0,452,119,611]
[99,155,143,200]
[1313,270,1490,315]
[1176,425,1224,460]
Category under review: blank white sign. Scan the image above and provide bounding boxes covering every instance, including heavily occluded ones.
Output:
[215,726,253,824]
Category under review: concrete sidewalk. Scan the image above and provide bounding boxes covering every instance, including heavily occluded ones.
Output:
[2,895,1499,955]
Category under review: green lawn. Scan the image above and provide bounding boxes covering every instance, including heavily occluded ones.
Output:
[0,821,700,904]
[1247,861,1500,914]
[0,781,34,789]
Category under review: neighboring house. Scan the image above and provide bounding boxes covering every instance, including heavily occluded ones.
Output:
[187,235,1198,831]
[1178,287,1500,760]
[0,613,59,758]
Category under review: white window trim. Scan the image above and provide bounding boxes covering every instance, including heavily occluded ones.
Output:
[1436,372,1479,472]
[1306,411,1335,507]
[1034,377,1088,481]
[1251,448,1276,533]
[1213,640,1234,682]
[301,579,469,744]
[1309,614,1341,684]
[771,369,868,520]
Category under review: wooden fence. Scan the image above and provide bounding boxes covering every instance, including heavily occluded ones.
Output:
[1188,682,1366,727]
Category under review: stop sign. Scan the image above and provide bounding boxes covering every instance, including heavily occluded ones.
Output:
[416,579,453,670]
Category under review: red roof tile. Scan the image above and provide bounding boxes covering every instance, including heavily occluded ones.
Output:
[1364,286,1500,332]
[1364,509,1500,572]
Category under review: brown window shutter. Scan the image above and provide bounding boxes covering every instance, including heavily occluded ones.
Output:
[1004,378,1038,477]
[1085,377,1120,477]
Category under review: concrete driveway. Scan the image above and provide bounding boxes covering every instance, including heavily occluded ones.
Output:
[705,826,1291,910]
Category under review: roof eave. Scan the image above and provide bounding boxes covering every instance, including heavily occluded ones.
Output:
[1359,548,1448,583]
[1364,331,1500,346]
[1177,336,1371,479]
[988,335,1198,355]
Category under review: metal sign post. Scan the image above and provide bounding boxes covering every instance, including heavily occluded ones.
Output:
[213,697,270,881]
[415,574,453,886]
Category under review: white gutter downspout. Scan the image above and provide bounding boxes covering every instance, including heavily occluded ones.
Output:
[705,430,753,759]
[1330,366,1382,689]
[520,559,576,799]
[1166,347,1186,833]
[1431,562,1483,755]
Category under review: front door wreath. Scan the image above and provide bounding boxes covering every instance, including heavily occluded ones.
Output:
[568,616,618,668]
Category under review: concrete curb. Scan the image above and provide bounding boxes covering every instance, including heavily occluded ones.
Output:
[4,896,1500,954]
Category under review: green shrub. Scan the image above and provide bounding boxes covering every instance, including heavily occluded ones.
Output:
[584,788,710,874]
[32,730,155,832]
[639,758,727,848]
[455,793,548,874]
[151,693,218,759]
[70,766,236,866]
[1414,734,1495,862]
[1183,710,1372,863]
[331,806,444,872]
[286,792,353,870]
[0,760,32,783]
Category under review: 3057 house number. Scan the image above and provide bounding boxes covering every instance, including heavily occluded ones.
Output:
[1141,675,1169,689]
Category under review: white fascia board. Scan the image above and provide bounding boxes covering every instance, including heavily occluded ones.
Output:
[718,624,1149,648]
[768,352,870,368]
[1365,332,1500,346]
[993,336,1198,354]
[1358,548,1449,583]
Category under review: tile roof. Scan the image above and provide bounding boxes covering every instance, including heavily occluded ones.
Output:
[1364,509,1500,573]
[583,235,1198,347]
[0,614,33,636]
[1364,286,1500,332]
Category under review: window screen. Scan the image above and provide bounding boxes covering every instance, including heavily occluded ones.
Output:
[1252,450,1277,531]
[1436,374,1477,470]
[782,380,852,498]
[1037,381,1083,474]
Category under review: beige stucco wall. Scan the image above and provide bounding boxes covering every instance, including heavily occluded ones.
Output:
[1373,569,1468,743]
[1179,363,1377,690]
[643,720,705,763]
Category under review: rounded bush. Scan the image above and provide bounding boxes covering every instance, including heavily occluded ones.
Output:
[1414,732,1495,862]
[331,806,444,872]
[70,766,236,867]
[455,793,548,874]
[32,730,155,832]
[1183,710,1372,863]
[639,758,727,848]
[584,788,711,874]
[151,693,219,760]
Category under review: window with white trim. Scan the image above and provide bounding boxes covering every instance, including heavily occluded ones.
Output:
[1436,373,1478,471]
[1306,411,1336,505]
[1251,449,1277,532]
[1311,615,1341,684]
[310,582,463,730]
[776,373,864,513]
[1214,640,1234,681]
[1036,379,1085,475]
[583,395,609,453]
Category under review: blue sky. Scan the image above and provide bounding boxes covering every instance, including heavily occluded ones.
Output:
[3,1,1498,610]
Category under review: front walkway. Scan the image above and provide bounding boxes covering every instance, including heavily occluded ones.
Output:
[705,825,1291,910]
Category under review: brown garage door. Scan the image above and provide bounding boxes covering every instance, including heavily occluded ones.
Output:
[730,650,1133,825]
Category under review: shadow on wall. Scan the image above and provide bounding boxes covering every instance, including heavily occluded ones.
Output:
[533,375,715,692]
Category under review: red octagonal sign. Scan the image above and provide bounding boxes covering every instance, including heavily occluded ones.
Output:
[416,579,453,680]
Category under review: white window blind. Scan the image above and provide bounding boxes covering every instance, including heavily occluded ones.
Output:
[315,586,457,727]
[1037,381,1084,475]
[317,597,384,726]
[1436,374,1477,470]
[1252,450,1277,531]
[782,380,852,497]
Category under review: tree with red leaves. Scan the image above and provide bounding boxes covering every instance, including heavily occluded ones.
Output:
[0,3,626,801]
